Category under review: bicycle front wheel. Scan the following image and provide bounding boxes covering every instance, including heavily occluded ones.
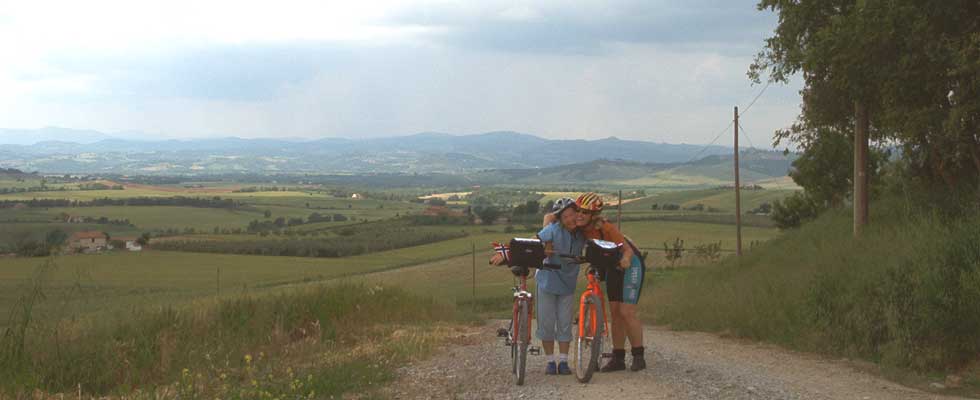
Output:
[516,300,530,386]
[574,295,604,383]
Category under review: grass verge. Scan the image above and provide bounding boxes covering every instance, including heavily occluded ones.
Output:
[0,278,476,399]
[647,197,980,394]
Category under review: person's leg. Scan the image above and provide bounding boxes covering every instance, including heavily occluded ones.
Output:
[620,303,643,348]
[610,302,627,349]
[601,266,628,372]
[621,255,647,371]
[536,291,559,374]
[555,293,575,374]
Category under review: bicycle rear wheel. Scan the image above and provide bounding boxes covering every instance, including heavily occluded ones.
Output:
[574,295,604,383]
[516,301,530,386]
[510,318,518,374]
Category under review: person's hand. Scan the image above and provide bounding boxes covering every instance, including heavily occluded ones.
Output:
[542,213,557,226]
[490,253,506,265]
[618,255,630,270]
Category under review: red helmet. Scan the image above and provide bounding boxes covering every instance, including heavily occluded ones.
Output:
[575,192,604,212]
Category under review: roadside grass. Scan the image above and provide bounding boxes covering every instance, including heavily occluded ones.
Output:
[647,197,980,384]
[0,231,516,327]
[0,277,476,398]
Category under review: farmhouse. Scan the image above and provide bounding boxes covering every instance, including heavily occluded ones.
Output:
[67,231,108,253]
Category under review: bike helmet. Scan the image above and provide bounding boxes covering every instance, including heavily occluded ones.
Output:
[575,192,604,212]
[551,197,576,216]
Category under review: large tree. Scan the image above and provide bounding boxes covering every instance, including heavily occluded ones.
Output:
[752,0,980,222]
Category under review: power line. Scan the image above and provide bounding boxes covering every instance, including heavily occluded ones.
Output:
[737,121,757,150]
[739,80,772,117]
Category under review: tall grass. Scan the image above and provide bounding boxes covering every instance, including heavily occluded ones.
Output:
[0,275,475,398]
[651,196,980,372]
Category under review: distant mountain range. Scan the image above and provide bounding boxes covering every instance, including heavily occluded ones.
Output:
[0,128,795,185]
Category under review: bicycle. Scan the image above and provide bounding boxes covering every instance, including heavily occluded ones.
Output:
[491,238,558,386]
[561,238,620,383]
[494,238,621,384]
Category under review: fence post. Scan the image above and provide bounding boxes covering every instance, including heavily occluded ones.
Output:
[471,242,476,313]
[216,267,221,295]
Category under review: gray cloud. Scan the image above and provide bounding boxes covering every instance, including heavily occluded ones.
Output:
[390,0,775,55]
[41,43,355,101]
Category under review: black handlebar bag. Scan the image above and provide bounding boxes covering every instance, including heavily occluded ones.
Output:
[508,238,546,273]
[585,239,620,281]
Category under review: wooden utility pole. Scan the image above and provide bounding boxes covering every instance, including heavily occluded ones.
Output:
[734,106,743,257]
[617,190,623,231]
[471,243,476,312]
[854,101,870,237]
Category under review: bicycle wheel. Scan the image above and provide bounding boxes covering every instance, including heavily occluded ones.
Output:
[516,300,530,386]
[574,295,604,383]
[510,318,518,374]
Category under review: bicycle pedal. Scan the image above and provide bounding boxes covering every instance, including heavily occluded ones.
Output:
[496,328,510,337]
[504,338,512,346]
[601,352,614,358]
[573,316,579,325]
[529,346,541,355]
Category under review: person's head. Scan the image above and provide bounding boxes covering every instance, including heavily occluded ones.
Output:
[574,192,604,227]
[551,197,578,230]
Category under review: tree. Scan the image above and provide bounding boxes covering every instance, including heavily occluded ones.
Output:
[752,0,980,213]
[475,206,501,225]
[263,209,272,218]
[44,229,68,247]
[786,130,890,208]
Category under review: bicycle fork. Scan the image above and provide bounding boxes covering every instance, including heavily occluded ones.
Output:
[577,288,612,358]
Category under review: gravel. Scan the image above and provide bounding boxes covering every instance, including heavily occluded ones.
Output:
[381,321,967,400]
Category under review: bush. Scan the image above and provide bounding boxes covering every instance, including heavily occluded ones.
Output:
[770,191,823,229]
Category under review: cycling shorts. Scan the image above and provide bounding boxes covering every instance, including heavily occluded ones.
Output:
[604,254,645,304]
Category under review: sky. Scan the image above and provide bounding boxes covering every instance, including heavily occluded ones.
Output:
[0,0,803,146]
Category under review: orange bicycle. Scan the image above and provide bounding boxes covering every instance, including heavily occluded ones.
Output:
[559,239,619,383]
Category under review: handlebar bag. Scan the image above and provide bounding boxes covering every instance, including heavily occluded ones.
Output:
[585,239,620,271]
[508,237,545,269]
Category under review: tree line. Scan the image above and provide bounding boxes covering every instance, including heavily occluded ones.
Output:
[0,196,241,209]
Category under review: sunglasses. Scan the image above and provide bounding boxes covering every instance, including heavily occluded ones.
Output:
[575,208,599,215]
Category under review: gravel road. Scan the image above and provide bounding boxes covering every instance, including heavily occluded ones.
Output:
[382,321,967,400]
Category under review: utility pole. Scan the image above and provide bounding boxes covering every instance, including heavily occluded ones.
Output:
[471,242,476,312]
[854,101,870,237]
[734,106,743,257]
[617,190,623,231]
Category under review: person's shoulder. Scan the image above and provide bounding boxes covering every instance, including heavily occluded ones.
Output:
[538,221,559,238]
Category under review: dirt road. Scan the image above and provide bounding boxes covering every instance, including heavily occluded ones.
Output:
[383,322,966,400]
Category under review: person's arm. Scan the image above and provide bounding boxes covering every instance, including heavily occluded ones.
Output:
[597,220,633,269]
[542,213,556,227]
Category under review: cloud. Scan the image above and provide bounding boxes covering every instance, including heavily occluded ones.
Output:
[389,0,776,55]
[0,0,801,148]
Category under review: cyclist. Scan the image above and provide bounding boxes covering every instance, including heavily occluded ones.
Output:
[543,192,647,372]
[492,197,584,376]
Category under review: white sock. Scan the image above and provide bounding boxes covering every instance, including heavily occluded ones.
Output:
[559,353,568,363]
[549,354,557,363]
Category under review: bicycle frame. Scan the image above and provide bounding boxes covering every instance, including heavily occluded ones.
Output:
[578,266,609,342]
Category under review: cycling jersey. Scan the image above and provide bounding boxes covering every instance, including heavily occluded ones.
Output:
[580,220,646,304]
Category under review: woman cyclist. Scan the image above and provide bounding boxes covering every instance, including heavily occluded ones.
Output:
[544,192,647,372]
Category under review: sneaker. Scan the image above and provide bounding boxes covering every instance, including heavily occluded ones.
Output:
[557,361,572,375]
[599,357,626,372]
[630,356,647,372]
[545,361,558,375]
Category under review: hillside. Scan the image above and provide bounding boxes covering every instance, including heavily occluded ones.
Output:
[472,149,796,187]
[0,129,736,175]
